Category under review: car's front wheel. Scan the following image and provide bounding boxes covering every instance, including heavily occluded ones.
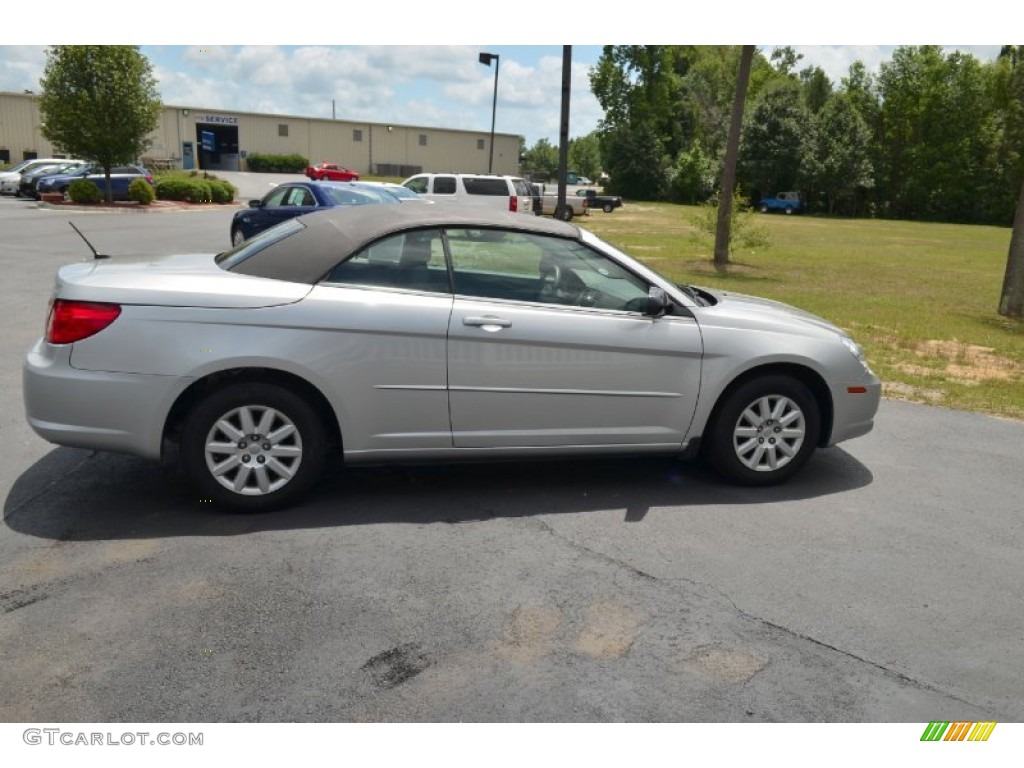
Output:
[181,383,327,511]
[231,228,246,247]
[706,375,820,486]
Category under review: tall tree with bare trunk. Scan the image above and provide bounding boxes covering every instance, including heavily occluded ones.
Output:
[999,180,1024,317]
[714,45,755,270]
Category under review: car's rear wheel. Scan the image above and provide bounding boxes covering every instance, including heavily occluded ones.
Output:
[555,204,574,221]
[181,383,327,512]
[602,202,614,213]
[706,375,820,486]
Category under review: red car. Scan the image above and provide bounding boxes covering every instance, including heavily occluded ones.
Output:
[305,162,360,181]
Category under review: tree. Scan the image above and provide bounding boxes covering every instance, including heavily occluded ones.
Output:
[714,45,755,269]
[738,79,810,200]
[876,46,995,223]
[38,46,161,202]
[999,181,1024,317]
[522,138,559,179]
[568,133,602,180]
[800,66,833,113]
[599,121,669,199]
[803,93,874,215]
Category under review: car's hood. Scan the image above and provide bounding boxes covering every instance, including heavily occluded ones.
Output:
[54,252,313,309]
[696,288,844,338]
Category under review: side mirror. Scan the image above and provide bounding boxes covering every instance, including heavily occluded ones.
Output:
[645,286,671,317]
[248,199,262,208]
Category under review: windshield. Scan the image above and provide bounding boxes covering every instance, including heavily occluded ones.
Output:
[321,186,396,205]
[579,229,714,307]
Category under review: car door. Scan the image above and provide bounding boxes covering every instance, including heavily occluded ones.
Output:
[312,228,455,454]
[247,185,319,236]
[444,228,703,449]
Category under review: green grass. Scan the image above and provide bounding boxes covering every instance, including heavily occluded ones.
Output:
[580,202,1024,420]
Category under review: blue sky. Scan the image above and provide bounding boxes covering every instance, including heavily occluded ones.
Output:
[0,4,1006,145]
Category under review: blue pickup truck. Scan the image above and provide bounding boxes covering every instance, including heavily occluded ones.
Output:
[758,191,803,214]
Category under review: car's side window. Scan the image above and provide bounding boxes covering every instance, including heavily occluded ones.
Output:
[403,176,428,194]
[324,229,451,294]
[446,229,651,311]
[262,187,290,208]
[433,176,457,195]
[288,187,315,207]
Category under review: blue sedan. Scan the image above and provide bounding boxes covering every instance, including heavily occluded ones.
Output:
[35,164,153,200]
[230,181,417,245]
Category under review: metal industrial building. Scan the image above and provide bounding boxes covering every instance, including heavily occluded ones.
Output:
[0,91,521,176]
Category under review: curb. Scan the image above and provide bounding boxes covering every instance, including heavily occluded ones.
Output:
[35,200,243,213]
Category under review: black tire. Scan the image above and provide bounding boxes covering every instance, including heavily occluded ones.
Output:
[760,204,769,213]
[785,206,794,214]
[555,204,574,222]
[602,202,614,213]
[231,227,246,247]
[706,375,820,486]
[181,382,327,512]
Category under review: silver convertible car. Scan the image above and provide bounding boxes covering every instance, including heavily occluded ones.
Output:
[24,206,880,511]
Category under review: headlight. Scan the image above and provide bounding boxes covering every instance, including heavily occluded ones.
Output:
[839,334,873,373]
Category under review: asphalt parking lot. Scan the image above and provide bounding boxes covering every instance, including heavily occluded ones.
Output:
[1,191,1022,722]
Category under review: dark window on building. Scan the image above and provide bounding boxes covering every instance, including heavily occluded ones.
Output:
[477,139,485,150]
[419,134,427,147]
[278,124,289,137]
[23,151,38,161]
[0,149,10,164]
[353,129,363,142]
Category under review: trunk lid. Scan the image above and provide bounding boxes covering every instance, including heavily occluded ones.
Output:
[54,252,312,308]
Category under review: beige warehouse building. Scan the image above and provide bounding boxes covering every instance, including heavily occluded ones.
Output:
[0,91,522,176]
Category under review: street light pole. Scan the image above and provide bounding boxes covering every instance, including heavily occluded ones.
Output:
[479,52,499,173]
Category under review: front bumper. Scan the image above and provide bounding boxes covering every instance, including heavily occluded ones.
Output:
[827,372,882,446]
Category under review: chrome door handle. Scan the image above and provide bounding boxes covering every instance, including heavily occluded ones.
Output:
[463,316,511,329]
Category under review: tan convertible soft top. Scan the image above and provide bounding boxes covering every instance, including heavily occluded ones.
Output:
[229,204,581,284]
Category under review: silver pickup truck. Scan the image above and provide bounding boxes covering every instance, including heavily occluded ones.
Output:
[534,183,590,220]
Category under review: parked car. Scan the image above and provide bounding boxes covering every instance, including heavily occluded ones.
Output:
[35,164,153,201]
[24,205,880,512]
[229,180,412,245]
[18,161,88,199]
[576,188,623,213]
[305,162,360,182]
[534,184,589,220]
[401,173,533,215]
[0,157,83,195]
[759,191,804,214]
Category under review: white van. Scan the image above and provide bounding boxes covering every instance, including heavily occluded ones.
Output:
[401,173,534,215]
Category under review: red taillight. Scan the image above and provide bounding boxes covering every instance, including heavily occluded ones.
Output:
[46,300,122,344]
[509,196,518,212]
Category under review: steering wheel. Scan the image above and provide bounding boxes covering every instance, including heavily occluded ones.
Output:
[538,263,562,300]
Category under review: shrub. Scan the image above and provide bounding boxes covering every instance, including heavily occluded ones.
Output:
[208,179,236,203]
[68,179,102,204]
[155,177,212,203]
[246,153,309,173]
[128,178,155,205]
[689,189,770,251]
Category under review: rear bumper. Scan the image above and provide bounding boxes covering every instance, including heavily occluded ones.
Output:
[23,339,189,460]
